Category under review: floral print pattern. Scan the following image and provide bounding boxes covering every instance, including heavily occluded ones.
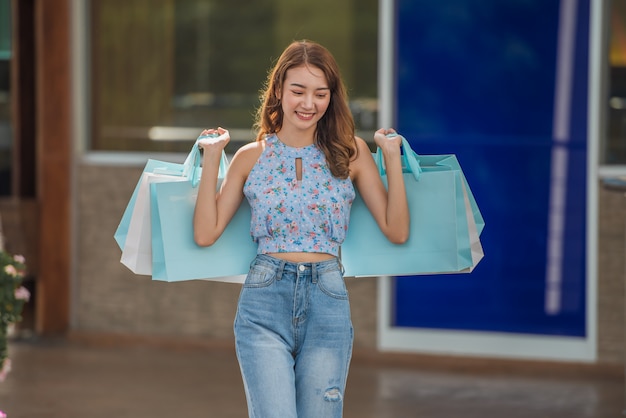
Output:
[244,134,355,256]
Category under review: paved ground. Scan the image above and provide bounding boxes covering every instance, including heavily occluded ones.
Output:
[0,337,622,418]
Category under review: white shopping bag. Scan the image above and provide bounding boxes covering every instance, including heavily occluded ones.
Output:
[461,179,484,273]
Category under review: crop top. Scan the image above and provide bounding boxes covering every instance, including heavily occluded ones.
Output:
[243,134,356,256]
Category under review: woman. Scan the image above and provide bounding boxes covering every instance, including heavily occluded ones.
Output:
[193,40,409,418]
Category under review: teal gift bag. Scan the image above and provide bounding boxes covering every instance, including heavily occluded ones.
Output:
[149,177,256,283]
[147,139,256,282]
[115,141,231,276]
[341,135,484,278]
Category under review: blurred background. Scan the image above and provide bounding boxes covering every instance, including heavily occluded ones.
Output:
[0,0,624,415]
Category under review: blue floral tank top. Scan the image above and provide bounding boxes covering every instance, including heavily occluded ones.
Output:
[243,134,355,256]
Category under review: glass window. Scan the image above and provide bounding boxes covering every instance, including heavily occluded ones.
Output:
[604,0,626,165]
[90,0,378,154]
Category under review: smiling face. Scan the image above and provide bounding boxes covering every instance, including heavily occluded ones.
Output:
[278,64,331,139]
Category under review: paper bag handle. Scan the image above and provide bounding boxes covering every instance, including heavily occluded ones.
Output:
[183,134,229,187]
[375,133,422,180]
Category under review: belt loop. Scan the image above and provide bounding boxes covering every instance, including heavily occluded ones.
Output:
[311,262,318,283]
[276,259,286,281]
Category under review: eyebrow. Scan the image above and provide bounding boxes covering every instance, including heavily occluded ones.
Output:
[289,83,330,91]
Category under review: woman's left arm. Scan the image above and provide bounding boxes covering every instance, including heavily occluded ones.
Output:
[351,129,409,244]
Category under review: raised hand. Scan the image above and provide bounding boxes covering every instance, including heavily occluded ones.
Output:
[197,127,230,153]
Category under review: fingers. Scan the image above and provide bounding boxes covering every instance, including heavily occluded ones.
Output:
[197,127,230,148]
[375,127,397,136]
[374,128,401,149]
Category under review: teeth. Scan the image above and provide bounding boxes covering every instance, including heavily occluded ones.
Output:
[297,112,313,118]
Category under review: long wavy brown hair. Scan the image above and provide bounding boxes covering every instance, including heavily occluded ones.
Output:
[254,40,357,179]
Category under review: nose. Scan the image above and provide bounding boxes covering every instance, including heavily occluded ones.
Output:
[302,93,314,109]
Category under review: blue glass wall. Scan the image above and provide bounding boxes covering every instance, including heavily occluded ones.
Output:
[393,0,589,336]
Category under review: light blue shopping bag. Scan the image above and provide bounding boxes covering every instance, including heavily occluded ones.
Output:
[136,134,255,282]
[116,139,230,278]
[341,135,484,278]
[150,177,256,283]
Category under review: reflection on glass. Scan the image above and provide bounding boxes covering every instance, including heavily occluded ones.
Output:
[0,0,11,195]
[606,0,626,164]
[90,0,378,153]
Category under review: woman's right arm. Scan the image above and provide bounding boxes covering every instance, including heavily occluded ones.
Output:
[193,129,260,246]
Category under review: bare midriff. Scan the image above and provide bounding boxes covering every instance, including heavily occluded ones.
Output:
[267,252,336,263]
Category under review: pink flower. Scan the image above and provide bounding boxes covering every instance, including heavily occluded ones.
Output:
[13,254,25,264]
[4,265,17,277]
[287,221,298,232]
[0,410,7,418]
[15,286,30,302]
[0,358,12,382]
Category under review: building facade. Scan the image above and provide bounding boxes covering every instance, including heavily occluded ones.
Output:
[1,0,624,366]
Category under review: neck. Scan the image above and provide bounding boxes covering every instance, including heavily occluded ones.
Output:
[276,130,315,148]
[277,126,316,148]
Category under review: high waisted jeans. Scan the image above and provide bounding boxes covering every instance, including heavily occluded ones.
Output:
[234,254,354,418]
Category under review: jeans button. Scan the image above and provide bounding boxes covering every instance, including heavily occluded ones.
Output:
[298,265,305,272]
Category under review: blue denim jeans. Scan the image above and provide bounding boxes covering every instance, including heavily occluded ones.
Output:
[234,254,354,418]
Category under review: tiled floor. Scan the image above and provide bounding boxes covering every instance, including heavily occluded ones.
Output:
[0,337,622,418]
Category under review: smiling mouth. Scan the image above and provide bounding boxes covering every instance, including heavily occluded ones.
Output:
[296,111,315,120]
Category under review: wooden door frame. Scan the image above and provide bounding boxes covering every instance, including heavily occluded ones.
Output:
[36,0,72,335]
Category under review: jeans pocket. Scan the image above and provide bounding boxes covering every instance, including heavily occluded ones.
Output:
[317,269,348,300]
[243,264,277,288]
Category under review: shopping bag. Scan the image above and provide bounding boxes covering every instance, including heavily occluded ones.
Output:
[115,141,228,274]
[150,177,256,283]
[341,135,484,277]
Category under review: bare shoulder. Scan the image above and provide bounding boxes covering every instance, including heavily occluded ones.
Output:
[354,136,372,154]
[350,136,376,180]
[228,140,265,180]
[234,139,265,160]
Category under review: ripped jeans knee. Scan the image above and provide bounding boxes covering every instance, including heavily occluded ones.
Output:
[324,387,343,402]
